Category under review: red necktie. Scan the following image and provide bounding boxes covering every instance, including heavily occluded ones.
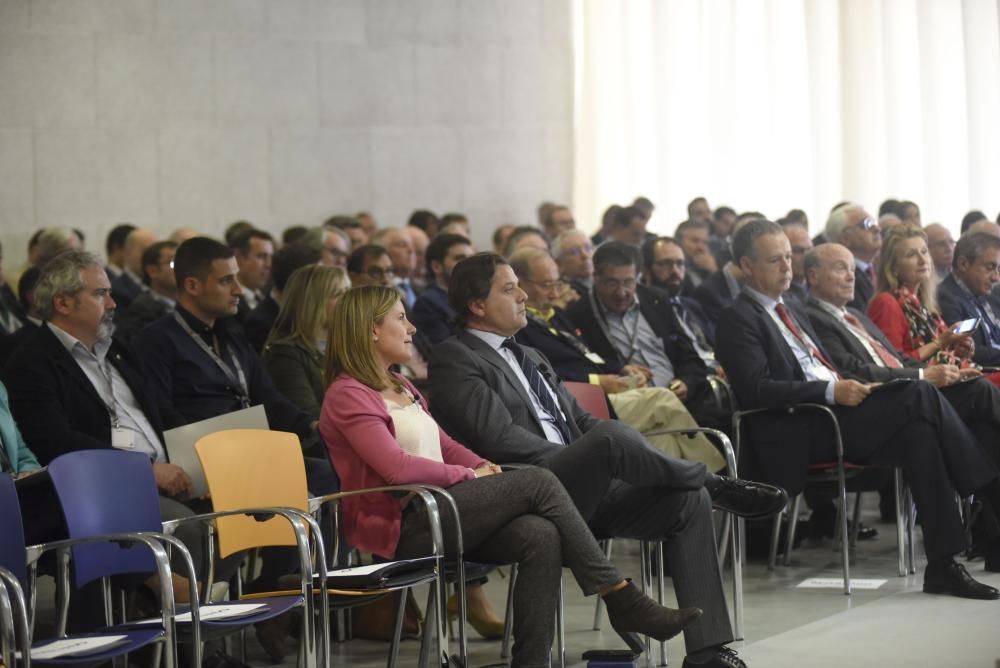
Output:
[774,303,841,378]
[843,312,903,369]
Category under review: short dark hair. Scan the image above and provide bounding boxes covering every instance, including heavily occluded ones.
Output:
[448,253,509,326]
[674,219,708,243]
[961,210,988,234]
[282,225,309,245]
[224,220,255,246]
[105,223,136,256]
[17,265,41,312]
[953,232,1000,270]
[503,226,549,256]
[687,197,707,216]
[714,206,736,220]
[407,210,439,232]
[325,215,361,231]
[878,199,901,217]
[425,233,471,277]
[231,228,274,255]
[613,206,643,228]
[593,240,640,276]
[440,212,468,226]
[140,241,178,285]
[346,244,388,274]
[174,237,234,286]
[640,236,679,274]
[731,219,783,264]
[272,243,321,291]
[633,196,654,210]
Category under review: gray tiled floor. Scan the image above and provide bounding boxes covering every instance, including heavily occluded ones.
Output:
[247,510,1000,668]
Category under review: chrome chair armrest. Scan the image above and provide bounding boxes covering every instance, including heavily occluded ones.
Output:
[641,426,737,478]
[0,566,21,668]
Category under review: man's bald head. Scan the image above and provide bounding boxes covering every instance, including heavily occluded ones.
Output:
[124,228,159,274]
[805,243,856,308]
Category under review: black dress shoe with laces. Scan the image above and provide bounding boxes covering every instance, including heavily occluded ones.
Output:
[923,559,999,600]
[681,646,747,668]
[705,476,787,519]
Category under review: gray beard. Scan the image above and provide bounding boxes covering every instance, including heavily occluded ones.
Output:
[97,316,116,341]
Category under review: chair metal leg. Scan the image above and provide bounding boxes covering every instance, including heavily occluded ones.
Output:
[894,469,907,577]
[782,495,802,567]
[849,492,863,548]
[592,539,613,630]
[838,473,851,596]
[555,577,566,668]
[655,542,667,667]
[417,585,435,668]
[639,543,652,668]
[501,564,518,662]
[905,487,916,575]
[717,512,732,567]
[767,509,783,571]
[732,517,745,641]
[387,589,408,668]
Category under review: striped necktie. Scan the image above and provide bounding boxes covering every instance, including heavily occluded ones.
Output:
[501,338,573,444]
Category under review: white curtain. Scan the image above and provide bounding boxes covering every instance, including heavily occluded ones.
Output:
[572,0,1000,236]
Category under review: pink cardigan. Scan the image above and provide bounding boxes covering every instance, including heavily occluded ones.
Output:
[319,373,487,559]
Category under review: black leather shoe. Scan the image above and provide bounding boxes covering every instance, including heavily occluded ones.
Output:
[706,476,787,519]
[681,646,747,668]
[855,522,879,541]
[923,560,999,600]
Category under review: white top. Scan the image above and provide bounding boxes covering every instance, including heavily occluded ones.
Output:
[384,396,443,463]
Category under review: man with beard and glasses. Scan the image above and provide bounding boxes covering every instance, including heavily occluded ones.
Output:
[640,237,720,373]
[3,250,209,632]
[411,233,475,344]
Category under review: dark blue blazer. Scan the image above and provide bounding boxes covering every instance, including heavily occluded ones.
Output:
[514,309,613,383]
[937,273,1000,367]
[411,285,456,345]
[692,269,737,325]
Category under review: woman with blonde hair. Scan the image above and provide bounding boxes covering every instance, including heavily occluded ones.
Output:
[263,264,350,417]
[319,285,701,667]
[868,223,978,369]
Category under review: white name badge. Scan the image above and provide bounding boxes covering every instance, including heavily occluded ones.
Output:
[111,428,136,450]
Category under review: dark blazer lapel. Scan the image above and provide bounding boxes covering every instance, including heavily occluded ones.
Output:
[741,294,804,379]
[523,346,583,438]
[41,325,107,408]
[457,330,545,433]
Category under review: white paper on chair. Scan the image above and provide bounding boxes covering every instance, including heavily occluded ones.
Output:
[131,602,268,625]
[24,635,130,659]
[797,577,887,590]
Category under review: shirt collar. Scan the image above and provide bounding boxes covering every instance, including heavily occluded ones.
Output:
[744,286,783,312]
[526,305,555,322]
[854,258,872,272]
[176,304,226,344]
[953,274,977,299]
[465,327,508,352]
[47,322,111,360]
[814,297,846,320]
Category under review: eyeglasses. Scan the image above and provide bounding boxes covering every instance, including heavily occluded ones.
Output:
[323,246,348,258]
[562,244,594,258]
[598,277,637,291]
[857,217,878,232]
[524,278,566,292]
[364,267,395,280]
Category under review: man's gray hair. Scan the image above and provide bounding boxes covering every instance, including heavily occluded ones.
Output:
[550,228,589,258]
[508,246,552,279]
[730,219,784,264]
[824,203,863,243]
[301,225,348,253]
[802,247,823,284]
[34,250,105,321]
[35,227,81,266]
[953,232,1000,270]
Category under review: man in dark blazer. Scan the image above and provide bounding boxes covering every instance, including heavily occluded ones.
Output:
[640,237,717,349]
[692,262,744,325]
[411,233,473,344]
[716,219,1000,598]
[114,240,178,346]
[823,203,880,311]
[937,232,1000,369]
[3,250,206,630]
[429,252,788,668]
[566,241,721,427]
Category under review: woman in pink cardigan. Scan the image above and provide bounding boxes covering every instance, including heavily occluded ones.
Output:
[319,286,701,667]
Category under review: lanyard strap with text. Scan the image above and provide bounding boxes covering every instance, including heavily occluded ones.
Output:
[172,312,251,407]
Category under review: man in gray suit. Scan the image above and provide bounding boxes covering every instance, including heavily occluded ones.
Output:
[428,252,786,668]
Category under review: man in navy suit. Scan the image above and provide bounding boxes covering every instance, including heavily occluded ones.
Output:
[411,233,474,344]
[716,219,1000,598]
[937,232,1000,369]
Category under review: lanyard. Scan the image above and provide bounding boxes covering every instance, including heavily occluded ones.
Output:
[173,312,251,408]
[589,289,642,362]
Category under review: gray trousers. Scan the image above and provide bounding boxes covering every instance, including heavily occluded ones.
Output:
[543,420,734,654]
[394,467,622,668]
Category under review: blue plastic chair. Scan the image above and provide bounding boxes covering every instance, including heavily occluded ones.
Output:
[46,450,304,667]
[0,474,165,666]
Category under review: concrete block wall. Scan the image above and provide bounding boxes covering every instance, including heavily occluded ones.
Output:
[0,0,574,267]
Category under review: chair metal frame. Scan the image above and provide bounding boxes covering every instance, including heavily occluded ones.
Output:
[733,403,914,595]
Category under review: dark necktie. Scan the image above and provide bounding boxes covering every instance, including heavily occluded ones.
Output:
[501,338,573,444]
[842,312,903,369]
[774,303,841,378]
[864,265,875,284]
[974,297,1000,346]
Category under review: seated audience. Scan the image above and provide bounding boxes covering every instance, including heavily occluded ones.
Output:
[924,223,955,280]
[103,223,135,279]
[231,228,275,317]
[114,240,178,345]
[372,228,419,308]
[111,228,158,310]
[510,247,724,471]
[867,224,979,372]
[715,219,1000,596]
[407,209,440,239]
[675,220,717,292]
[263,265,349,420]
[937,232,1000,371]
[898,200,922,226]
[504,225,550,257]
[709,206,736,266]
[429,252,788,668]
[640,238,718,366]
[403,225,430,292]
[0,267,42,371]
[823,203,880,311]
[170,227,199,244]
[356,211,378,239]
[282,224,309,246]
[591,204,621,246]
[541,204,576,240]
[439,212,471,238]
[492,223,516,254]
[961,210,989,235]
[566,242,723,428]
[411,233,473,345]
[692,259,745,324]
[4,250,206,623]
[553,229,595,296]
[326,215,369,249]
[781,223,813,306]
[0,241,25,336]
[32,227,83,267]
[321,285,703,666]
[606,206,648,246]
[244,243,322,353]
[224,220,254,246]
